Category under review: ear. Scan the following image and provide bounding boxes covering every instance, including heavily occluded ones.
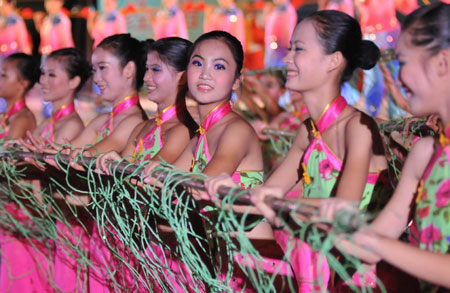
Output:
[232,73,243,91]
[68,76,81,91]
[123,61,137,82]
[435,48,449,77]
[175,70,186,85]
[327,51,345,73]
[18,78,30,93]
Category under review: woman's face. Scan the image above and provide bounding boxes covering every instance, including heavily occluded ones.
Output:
[92,47,131,103]
[0,59,25,99]
[283,20,333,93]
[40,58,75,102]
[260,73,284,101]
[396,32,437,116]
[144,51,183,107]
[44,0,63,15]
[103,0,117,13]
[187,39,240,105]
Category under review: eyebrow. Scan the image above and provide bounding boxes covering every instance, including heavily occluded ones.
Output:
[191,54,230,64]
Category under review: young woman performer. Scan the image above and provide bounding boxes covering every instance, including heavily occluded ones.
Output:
[32,48,90,144]
[0,53,38,141]
[68,33,147,153]
[28,48,91,293]
[96,37,197,171]
[34,33,147,292]
[206,10,390,291]
[144,31,292,291]
[320,3,450,291]
[94,36,199,292]
[0,53,46,292]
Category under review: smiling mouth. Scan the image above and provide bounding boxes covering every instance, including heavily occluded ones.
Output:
[147,86,157,92]
[197,84,213,92]
[286,70,298,77]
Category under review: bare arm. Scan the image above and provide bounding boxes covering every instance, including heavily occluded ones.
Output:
[369,137,435,238]
[152,124,193,164]
[9,111,36,139]
[54,117,84,144]
[353,229,450,289]
[70,114,108,148]
[172,136,197,172]
[89,115,144,154]
[264,122,310,193]
[334,114,373,200]
[120,120,148,157]
[201,120,255,177]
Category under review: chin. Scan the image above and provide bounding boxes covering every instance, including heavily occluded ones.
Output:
[409,104,430,117]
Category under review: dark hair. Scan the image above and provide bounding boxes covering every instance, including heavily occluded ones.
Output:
[47,48,92,93]
[401,2,450,56]
[148,37,192,72]
[188,30,244,78]
[5,53,40,92]
[305,10,380,83]
[96,34,147,91]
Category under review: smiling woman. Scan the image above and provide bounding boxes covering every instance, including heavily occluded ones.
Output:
[142,31,269,290]
[205,11,392,292]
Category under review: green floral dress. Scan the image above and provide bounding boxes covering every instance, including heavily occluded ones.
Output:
[409,133,450,292]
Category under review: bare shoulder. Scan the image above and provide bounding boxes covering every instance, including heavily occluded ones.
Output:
[12,108,36,128]
[344,109,381,139]
[292,119,312,151]
[405,136,436,179]
[117,114,145,129]
[409,136,435,156]
[224,113,258,138]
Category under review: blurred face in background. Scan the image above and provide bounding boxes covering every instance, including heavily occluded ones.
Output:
[103,0,118,13]
[44,0,63,15]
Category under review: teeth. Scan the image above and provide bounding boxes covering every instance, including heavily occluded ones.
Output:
[198,84,212,90]
[286,71,297,77]
[147,86,156,91]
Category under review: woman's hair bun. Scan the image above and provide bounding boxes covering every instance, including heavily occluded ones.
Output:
[358,40,381,70]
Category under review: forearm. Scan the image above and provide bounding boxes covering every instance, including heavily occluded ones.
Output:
[374,237,450,289]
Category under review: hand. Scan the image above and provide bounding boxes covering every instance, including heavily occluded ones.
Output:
[333,227,382,265]
[68,148,94,172]
[252,120,269,141]
[250,185,285,228]
[352,227,381,254]
[318,198,359,222]
[204,173,238,203]
[95,151,121,175]
[143,160,163,187]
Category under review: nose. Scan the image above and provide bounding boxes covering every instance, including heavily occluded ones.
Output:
[199,66,211,80]
[144,69,151,84]
[39,73,46,85]
[93,69,101,84]
[282,49,293,65]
